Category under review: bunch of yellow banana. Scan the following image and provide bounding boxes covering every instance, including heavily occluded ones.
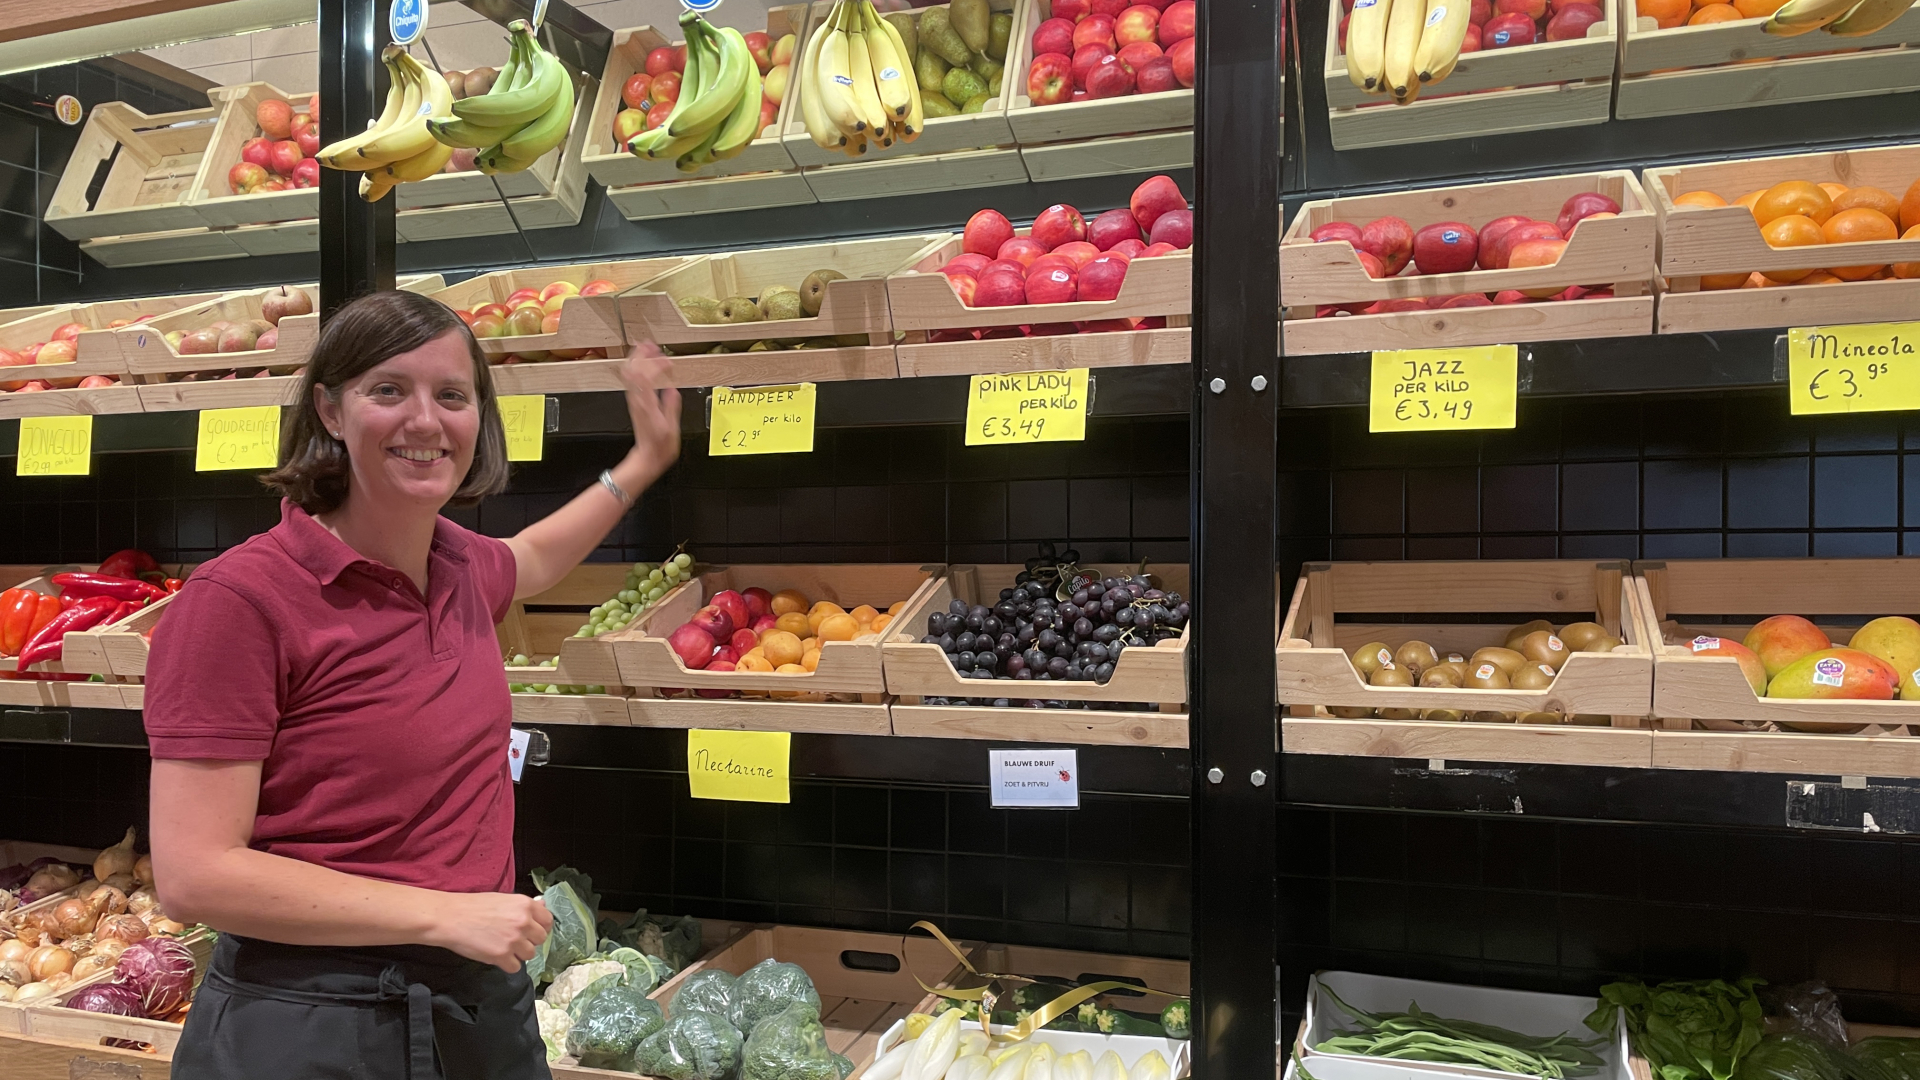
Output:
[1765,0,1911,36]
[1345,0,1471,104]
[315,46,454,201]
[626,10,766,172]
[425,19,576,176]
[801,0,922,158]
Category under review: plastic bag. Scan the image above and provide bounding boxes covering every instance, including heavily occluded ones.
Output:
[1763,984,1851,1049]
[1850,1039,1920,1080]
[545,960,627,1011]
[600,909,705,970]
[607,946,677,995]
[741,1002,845,1080]
[633,1008,745,1080]
[566,975,666,1070]
[1736,1035,1850,1080]
[675,968,739,1019]
[730,959,821,1037]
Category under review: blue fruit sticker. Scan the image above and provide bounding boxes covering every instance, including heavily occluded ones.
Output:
[1442,230,1462,244]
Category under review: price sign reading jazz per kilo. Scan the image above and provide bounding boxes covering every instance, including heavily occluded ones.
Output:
[1789,322,1920,416]
[965,369,1089,446]
[1368,345,1518,433]
[708,383,816,456]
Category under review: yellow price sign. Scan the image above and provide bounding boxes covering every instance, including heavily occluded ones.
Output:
[499,395,545,461]
[686,728,790,803]
[1788,322,1920,415]
[16,415,92,476]
[709,383,815,456]
[1369,345,1518,433]
[195,405,281,472]
[964,369,1089,446]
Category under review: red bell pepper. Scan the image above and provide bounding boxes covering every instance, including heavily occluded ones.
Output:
[17,596,117,668]
[0,588,37,655]
[25,594,59,642]
[52,572,167,603]
[97,549,160,580]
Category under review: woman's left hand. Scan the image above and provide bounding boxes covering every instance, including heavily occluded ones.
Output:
[620,342,681,486]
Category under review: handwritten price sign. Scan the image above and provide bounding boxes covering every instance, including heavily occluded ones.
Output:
[195,406,280,472]
[1369,345,1518,433]
[498,395,546,461]
[708,383,816,457]
[687,728,790,803]
[16,415,92,476]
[965,369,1089,446]
[1789,322,1920,415]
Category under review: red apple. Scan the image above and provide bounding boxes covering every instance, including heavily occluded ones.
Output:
[1495,0,1547,18]
[540,311,563,335]
[1052,241,1102,269]
[1167,36,1196,86]
[1072,44,1114,90]
[228,161,268,194]
[240,137,274,174]
[1074,14,1118,50]
[1141,241,1179,258]
[745,30,773,73]
[17,380,50,393]
[1116,5,1161,44]
[268,140,303,176]
[296,126,320,157]
[581,279,619,296]
[689,603,735,642]
[1557,191,1620,235]
[1117,40,1164,71]
[1089,207,1145,250]
[1475,215,1531,268]
[944,271,978,306]
[669,623,716,669]
[1029,252,1078,278]
[1437,293,1494,307]
[1357,216,1415,275]
[291,157,320,189]
[613,108,649,145]
[742,587,774,618]
[1356,251,1386,277]
[1054,0,1092,18]
[976,269,1029,306]
[711,590,751,632]
[966,209,1016,257]
[1482,11,1537,46]
[1033,17,1077,56]
[1109,238,1149,259]
[757,95,777,136]
[1130,174,1187,232]
[646,102,674,130]
[1091,0,1130,14]
[1484,220,1562,270]
[1460,24,1482,51]
[1311,221,1364,245]
[1025,263,1078,303]
[623,72,654,109]
[997,235,1051,268]
[1079,255,1130,301]
[78,374,115,388]
[646,46,681,76]
[471,314,507,338]
[257,98,293,139]
[1148,208,1193,248]
[1136,56,1178,92]
[1032,204,1089,249]
[1366,299,1433,314]
[1470,0,1494,22]
[946,253,993,276]
[1546,3,1603,39]
[1510,239,1570,296]
[985,259,1030,278]
[752,613,779,633]
[651,71,682,104]
[1159,0,1197,44]
[1412,221,1479,275]
[1028,52,1075,105]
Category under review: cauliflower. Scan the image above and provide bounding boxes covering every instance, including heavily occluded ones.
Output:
[544,960,627,1011]
[535,1000,572,1064]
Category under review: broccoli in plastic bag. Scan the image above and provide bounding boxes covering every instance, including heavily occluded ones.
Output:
[600,909,705,970]
[674,968,738,1019]
[633,1008,745,1080]
[730,959,821,1037]
[565,974,666,1070]
[741,1002,850,1080]
[607,946,678,995]
[1851,1040,1920,1080]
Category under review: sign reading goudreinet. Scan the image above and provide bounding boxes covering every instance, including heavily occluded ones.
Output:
[1789,322,1920,415]
[195,407,280,471]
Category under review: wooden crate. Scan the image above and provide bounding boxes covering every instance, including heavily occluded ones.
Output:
[1278,561,1655,768]
[1320,0,1614,151]
[78,226,246,268]
[1644,145,1920,334]
[497,562,636,728]
[584,9,815,221]
[0,306,137,419]
[0,569,141,710]
[21,931,215,1060]
[628,695,893,735]
[890,236,1191,377]
[44,100,223,242]
[1636,558,1920,776]
[781,0,1026,194]
[1280,170,1657,355]
[1616,0,1920,119]
[183,83,317,229]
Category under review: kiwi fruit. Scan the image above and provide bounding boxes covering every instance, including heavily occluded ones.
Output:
[1419,666,1463,688]
[1518,630,1571,670]
[1558,621,1609,650]
[1431,661,1469,684]
[1504,619,1553,649]
[1351,641,1393,679]
[1469,646,1527,676]
[1421,709,1466,722]
[1510,663,1556,691]
[1330,705,1375,719]
[799,269,845,316]
[1518,711,1564,725]
[1578,634,1623,653]
[1465,661,1511,689]
[1369,663,1414,687]
[1470,711,1516,723]
[1393,640,1439,675]
[1378,707,1420,721]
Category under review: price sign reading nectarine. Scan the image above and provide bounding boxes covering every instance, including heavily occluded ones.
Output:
[965,369,1089,446]
[709,383,815,457]
[1368,345,1517,434]
[1788,322,1920,416]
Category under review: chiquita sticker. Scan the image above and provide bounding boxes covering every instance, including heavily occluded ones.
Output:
[1546,635,1564,650]
[1375,648,1392,665]
[1475,663,1497,679]
[1813,656,1846,687]
[1690,636,1721,651]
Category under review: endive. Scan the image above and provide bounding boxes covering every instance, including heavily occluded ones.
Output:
[1056,1050,1094,1080]
[1025,1043,1056,1080]
[947,1055,994,1080]
[1129,1051,1172,1080]
[866,1042,912,1080]
[907,1010,964,1080]
[1092,1051,1129,1080]
[959,1031,990,1059]
[989,1046,1035,1080]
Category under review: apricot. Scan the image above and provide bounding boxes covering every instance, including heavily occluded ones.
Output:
[775,612,811,637]
[819,613,859,642]
[771,589,809,616]
[738,654,775,672]
[762,630,804,666]
[850,604,880,625]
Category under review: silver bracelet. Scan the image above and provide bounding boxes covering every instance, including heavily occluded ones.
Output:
[598,470,633,506]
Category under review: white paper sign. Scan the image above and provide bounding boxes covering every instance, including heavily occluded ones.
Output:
[509,727,532,783]
[990,748,1079,808]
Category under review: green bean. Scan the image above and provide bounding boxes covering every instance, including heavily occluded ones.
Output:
[1314,985,1606,1080]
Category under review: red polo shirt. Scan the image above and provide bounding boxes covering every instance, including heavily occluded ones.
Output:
[144,500,519,894]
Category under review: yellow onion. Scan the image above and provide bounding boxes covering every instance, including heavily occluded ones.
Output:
[148,917,187,936]
[41,971,71,990]
[0,982,15,1001]
[13,981,54,1002]
[85,884,129,917]
[93,828,136,883]
[0,939,28,963]
[94,915,147,949]
[103,872,135,893]
[24,864,79,896]
[70,953,114,982]
[126,888,159,917]
[27,945,74,981]
[52,898,96,938]
[0,958,28,985]
[91,938,128,964]
[11,925,45,949]
[133,855,154,888]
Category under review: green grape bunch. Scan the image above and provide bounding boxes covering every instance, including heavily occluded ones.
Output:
[575,551,695,640]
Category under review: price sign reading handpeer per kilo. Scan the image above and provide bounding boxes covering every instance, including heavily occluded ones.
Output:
[965,369,1089,446]
[1789,322,1920,415]
[1369,345,1518,433]
[709,384,816,456]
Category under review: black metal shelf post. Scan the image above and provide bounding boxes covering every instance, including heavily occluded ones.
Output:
[318,0,397,316]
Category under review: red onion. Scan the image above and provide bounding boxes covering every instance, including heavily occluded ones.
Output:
[114,937,194,1018]
[68,982,143,1017]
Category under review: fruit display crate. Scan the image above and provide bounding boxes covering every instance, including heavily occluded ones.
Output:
[1615,0,1920,120]
[181,82,317,231]
[781,0,1031,202]
[883,563,1189,748]
[0,306,136,420]
[583,9,816,222]
[1001,0,1200,182]
[1634,558,1920,777]
[606,564,942,736]
[425,257,686,396]
[43,99,227,246]
[1278,561,1656,769]
[617,234,952,387]
[0,565,141,710]
[1279,170,1657,356]
[497,562,636,728]
[1644,144,1920,334]
[1319,0,1615,151]
[888,240,1191,377]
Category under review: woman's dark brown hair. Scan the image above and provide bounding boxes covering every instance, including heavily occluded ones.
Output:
[265,289,509,514]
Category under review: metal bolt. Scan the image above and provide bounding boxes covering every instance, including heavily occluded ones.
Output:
[1251,375,1269,392]
[1206,767,1224,784]
[1208,377,1225,394]
[1251,770,1268,787]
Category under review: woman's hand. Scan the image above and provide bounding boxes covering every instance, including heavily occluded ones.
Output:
[619,342,681,490]
[430,892,553,973]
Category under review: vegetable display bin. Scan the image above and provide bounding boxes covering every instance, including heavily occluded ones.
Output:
[1278,561,1655,769]
[497,562,638,728]
[1635,558,1920,777]
[0,566,142,710]
[1280,171,1657,356]
[22,930,216,1055]
[883,564,1189,748]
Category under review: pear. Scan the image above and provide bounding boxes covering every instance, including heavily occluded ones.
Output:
[799,269,845,316]
[918,6,973,66]
[718,296,763,323]
[949,0,991,54]
[678,296,723,325]
[885,12,918,63]
[759,289,805,322]
[747,340,780,352]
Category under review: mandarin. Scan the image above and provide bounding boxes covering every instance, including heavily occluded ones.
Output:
[1894,224,1920,278]
[1903,178,1920,232]
[1759,214,1824,282]
[1688,4,1743,21]
[1754,181,1833,226]
[762,629,804,666]
[819,613,859,641]
[1834,186,1902,220]
[1735,189,1766,214]
[1639,0,1690,26]
[1701,272,1750,290]
[770,589,809,616]
[1822,207,1898,279]
[1674,190,1729,208]
[1818,182,1850,202]
[1732,0,1788,16]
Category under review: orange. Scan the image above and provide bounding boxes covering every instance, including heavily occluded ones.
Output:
[1894,224,1920,278]
[1638,0,1690,26]
[1796,271,1844,285]
[1735,189,1766,215]
[1674,190,1728,208]
[761,629,804,666]
[1740,272,1770,288]
[849,604,879,625]
[870,613,893,633]
[1835,185,1903,221]
[1902,178,1920,232]
[770,589,809,616]
[819,613,859,642]
[1822,207,1898,279]
[1759,214,1824,282]
[887,601,906,616]
[1818,182,1850,202]
[1688,4,1742,21]
[774,612,811,637]
[1732,0,1788,15]
[737,653,775,672]
[1701,272,1750,290]
[1753,181,1833,226]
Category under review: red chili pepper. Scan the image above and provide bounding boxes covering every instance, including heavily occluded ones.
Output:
[104,600,134,626]
[52,572,167,603]
[0,588,38,656]
[97,549,160,579]
[17,596,117,668]
[59,595,77,611]
[163,578,184,593]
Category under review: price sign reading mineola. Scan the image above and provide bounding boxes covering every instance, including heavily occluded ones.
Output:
[195,406,280,471]
[686,728,790,803]
[1368,345,1518,433]
[709,383,816,456]
[1788,322,1920,415]
[17,415,92,476]
[498,395,545,461]
[965,369,1089,446]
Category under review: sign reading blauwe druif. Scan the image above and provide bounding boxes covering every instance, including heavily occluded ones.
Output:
[390,0,427,45]
[990,748,1080,809]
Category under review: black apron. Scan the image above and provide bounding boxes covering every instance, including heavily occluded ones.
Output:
[172,934,551,1080]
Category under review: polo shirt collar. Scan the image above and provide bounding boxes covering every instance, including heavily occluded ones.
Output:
[276,498,471,587]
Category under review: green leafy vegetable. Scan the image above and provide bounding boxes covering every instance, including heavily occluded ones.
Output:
[600,909,705,970]
[634,1008,744,1080]
[1586,979,1765,1080]
[607,946,677,995]
[524,866,602,986]
[1736,1034,1850,1080]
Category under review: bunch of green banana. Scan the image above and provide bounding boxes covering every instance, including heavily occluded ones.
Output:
[801,0,923,158]
[1765,0,1912,36]
[625,10,766,172]
[425,19,576,175]
[315,46,454,201]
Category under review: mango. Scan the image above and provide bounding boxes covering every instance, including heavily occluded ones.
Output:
[1765,647,1898,700]
[1848,616,1920,700]
[1684,635,1766,696]
[1743,614,1831,679]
